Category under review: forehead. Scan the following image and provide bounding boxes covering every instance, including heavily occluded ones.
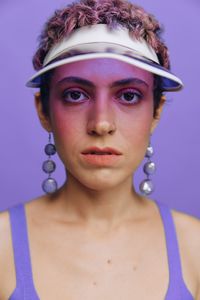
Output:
[50,58,154,88]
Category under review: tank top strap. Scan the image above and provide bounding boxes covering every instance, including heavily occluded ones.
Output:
[8,203,39,299]
[154,200,194,300]
[154,200,183,281]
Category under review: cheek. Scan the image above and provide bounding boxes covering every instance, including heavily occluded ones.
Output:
[119,99,154,139]
[48,102,84,153]
[118,100,154,164]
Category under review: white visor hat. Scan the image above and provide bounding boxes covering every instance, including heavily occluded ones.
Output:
[26,24,183,91]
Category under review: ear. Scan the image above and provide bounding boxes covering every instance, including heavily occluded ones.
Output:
[150,95,166,134]
[34,92,52,132]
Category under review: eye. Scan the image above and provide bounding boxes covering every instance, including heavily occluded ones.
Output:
[62,89,88,103]
[118,89,143,104]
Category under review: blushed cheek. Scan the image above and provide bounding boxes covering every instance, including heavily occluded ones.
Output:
[121,100,153,135]
[120,102,154,162]
[123,120,150,151]
[49,103,84,155]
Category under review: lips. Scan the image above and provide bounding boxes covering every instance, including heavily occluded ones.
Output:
[81,146,122,155]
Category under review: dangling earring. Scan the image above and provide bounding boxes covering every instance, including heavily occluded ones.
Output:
[42,132,58,194]
[139,139,156,196]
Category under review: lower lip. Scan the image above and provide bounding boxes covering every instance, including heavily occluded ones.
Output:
[81,154,122,166]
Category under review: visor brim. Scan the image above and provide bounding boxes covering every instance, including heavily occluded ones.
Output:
[26,44,183,91]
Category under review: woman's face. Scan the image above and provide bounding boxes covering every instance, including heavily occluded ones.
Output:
[42,58,157,190]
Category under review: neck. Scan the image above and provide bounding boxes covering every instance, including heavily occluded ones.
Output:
[47,172,147,229]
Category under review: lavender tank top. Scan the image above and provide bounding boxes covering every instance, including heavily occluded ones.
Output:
[8,200,194,300]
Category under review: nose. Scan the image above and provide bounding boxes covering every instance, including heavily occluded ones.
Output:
[87,93,116,136]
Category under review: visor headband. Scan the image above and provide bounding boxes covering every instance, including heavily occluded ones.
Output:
[27,23,183,91]
[43,24,159,66]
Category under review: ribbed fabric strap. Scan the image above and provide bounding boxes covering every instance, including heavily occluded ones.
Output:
[9,203,40,300]
[154,200,194,300]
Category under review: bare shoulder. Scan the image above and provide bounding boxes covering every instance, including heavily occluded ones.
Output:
[0,207,15,296]
[171,208,200,250]
[0,208,12,257]
[0,198,41,259]
[0,197,45,298]
[171,208,200,282]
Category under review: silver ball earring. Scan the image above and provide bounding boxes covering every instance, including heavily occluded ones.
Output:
[42,132,58,194]
[139,139,156,195]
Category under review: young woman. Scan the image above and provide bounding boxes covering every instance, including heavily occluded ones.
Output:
[0,0,200,299]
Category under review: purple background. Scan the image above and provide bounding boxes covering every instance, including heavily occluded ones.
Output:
[0,0,199,217]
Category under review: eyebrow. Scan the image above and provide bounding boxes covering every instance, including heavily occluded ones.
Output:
[57,76,95,88]
[56,76,149,88]
[111,78,149,88]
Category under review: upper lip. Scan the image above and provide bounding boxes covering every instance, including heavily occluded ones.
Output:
[81,146,122,155]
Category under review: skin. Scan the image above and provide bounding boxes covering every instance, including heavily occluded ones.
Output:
[0,58,200,299]
[35,58,162,224]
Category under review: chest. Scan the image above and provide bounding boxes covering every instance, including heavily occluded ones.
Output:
[30,223,170,300]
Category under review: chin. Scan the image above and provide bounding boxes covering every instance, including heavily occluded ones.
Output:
[68,168,131,191]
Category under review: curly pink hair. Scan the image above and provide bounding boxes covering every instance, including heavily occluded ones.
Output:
[32,0,170,71]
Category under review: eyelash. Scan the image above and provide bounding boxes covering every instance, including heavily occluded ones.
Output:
[62,89,88,103]
[116,88,143,104]
[61,88,143,104]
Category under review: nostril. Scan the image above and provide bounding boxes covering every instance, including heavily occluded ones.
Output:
[89,130,98,136]
[108,129,115,135]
